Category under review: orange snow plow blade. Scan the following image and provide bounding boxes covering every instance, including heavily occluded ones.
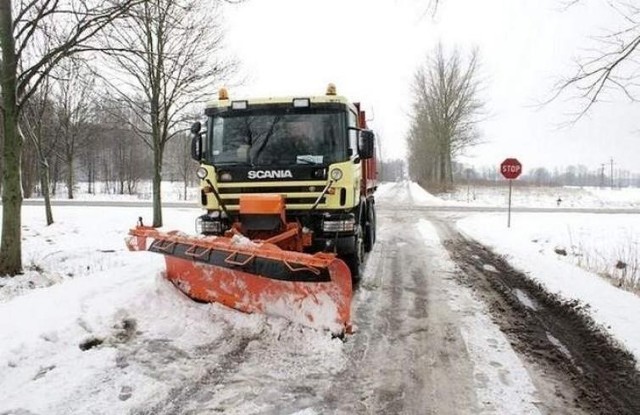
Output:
[126,226,352,334]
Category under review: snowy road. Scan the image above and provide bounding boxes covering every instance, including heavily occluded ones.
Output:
[1,182,640,414]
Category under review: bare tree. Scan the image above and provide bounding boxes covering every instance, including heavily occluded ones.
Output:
[98,0,234,227]
[554,1,640,118]
[408,44,483,191]
[51,60,95,199]
[0,0,139,276]
[21,78,57,225]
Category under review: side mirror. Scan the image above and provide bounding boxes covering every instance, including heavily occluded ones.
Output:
[358,130,375,160]
[190,122,202,161]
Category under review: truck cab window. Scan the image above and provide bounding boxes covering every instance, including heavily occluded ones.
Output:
[208,108,348,166]
[348,110,358,157]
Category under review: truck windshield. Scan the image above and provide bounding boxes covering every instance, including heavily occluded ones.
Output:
[207,108,347,166]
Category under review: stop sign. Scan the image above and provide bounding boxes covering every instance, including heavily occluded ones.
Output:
[501,158,522,179]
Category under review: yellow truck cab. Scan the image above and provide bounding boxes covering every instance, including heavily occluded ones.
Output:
[189,85,377,277]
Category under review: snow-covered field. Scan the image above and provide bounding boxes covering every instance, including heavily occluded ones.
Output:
[0,205,200,302]
[437,183,640,208]
[31,180,200,202]
[459,213,640,291]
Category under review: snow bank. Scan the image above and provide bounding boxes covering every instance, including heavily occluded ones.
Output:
[0,256,215,414]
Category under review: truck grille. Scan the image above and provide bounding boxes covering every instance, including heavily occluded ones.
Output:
[217,185,324,194]
[220,197,325,206]
[213,182,328,208]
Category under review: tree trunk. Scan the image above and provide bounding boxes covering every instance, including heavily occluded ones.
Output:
[66,156,74,199]
[21,147,37,198]
[38,157,54,225]
[51,157,59,195]
[87,159,94,194]
[0,113,3,197]
[447,161,452,187]
[0,0,24,276]
[152,142,164,227]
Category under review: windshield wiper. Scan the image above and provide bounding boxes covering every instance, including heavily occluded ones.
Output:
[251,116,282,166]
[213,161,251,167]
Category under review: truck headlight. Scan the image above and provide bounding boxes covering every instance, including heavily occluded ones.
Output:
[330,169,343,181]
[322,218,355,232]
[196,167,208,179]
[196,216,223,235]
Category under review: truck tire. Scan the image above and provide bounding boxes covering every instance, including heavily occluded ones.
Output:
[364,203,376,252]
[344,225,365,281]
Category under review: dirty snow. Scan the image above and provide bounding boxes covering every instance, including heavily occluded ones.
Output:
[417,220,542,414]
[458,213,640,366]
[401,181,640,365]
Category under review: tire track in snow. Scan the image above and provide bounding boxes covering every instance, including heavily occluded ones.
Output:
[130,330,260,415]
[320,210,479,414]
[431,215,640,415]
[318,235,391,413]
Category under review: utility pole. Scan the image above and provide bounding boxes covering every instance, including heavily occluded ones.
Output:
[610,158,614,190]
[600,163,605,188]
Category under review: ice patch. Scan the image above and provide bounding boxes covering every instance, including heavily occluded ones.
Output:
[483,264,498,273]
[514,289,538,311]
[546,332,573,360]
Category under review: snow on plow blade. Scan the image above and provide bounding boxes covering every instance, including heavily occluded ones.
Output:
[126,226,352,334]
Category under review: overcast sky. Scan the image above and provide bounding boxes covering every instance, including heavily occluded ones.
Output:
[221,0,639,173]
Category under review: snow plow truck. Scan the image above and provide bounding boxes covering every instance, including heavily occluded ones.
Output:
[127,84,377,334]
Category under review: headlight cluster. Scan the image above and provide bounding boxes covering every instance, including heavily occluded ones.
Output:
[322,217,355,233]
[196,217,222,234]
[330,168,343,181]
[196,213,226,235]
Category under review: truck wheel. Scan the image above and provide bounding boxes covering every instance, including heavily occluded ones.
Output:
[364,203,376,252]
[345,225,365,281]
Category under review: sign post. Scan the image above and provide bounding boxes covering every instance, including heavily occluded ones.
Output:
[500,158,522,228]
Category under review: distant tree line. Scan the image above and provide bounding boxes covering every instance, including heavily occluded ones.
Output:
[378,159,640,188]
[378,159,406,182]
[11,84,199,201]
